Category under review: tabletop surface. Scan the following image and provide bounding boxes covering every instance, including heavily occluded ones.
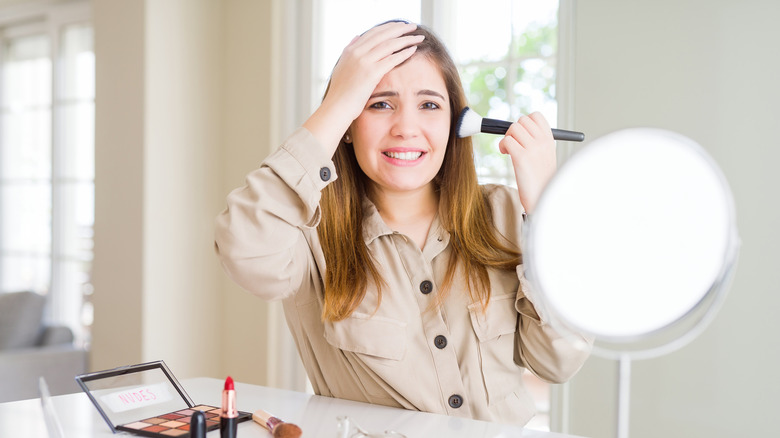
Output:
[0,377,586,438]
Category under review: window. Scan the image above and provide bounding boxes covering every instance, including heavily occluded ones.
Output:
[314,0,561,430]
[0,2,94,345]
[452,0,558,185]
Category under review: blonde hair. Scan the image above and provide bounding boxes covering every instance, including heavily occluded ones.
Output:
[318,23,521,321]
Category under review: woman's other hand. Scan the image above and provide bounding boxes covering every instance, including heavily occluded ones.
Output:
[304,21,424,155]
[498,112,557,214]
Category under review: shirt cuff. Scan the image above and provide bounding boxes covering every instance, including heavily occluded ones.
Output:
[264,127,337,226]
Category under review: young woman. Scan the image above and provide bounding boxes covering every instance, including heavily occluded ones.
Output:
[215,21,591,426]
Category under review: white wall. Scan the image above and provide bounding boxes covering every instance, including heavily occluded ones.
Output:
[142,0,224,379]
[219,0,277,386]
[91,0,277,384]
[567,1,780,436]
[91,0,146,371]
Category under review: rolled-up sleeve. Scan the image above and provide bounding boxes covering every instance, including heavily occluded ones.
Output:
[484,184,593,384]
[514,264,593,383]
[214,128,336,300]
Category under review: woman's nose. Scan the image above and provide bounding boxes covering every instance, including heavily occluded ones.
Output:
[389,106,420,139]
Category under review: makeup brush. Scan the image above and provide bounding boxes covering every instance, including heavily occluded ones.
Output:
[253,409,303,438]
[456,107,585,142]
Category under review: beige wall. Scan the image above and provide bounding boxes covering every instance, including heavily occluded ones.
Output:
[219,0,277,386]
[91,0,276,384]
[142,0,224,379]
[91,0,145,371]
[567,0,780,436]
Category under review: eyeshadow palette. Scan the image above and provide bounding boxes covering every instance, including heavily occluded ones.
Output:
[75,361,251,438]
[117,405,222,437]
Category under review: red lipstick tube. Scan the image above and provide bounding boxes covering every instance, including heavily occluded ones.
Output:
[220,376,238,438]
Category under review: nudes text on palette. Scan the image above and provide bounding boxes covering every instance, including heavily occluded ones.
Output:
[117,405,222,437]
[75,361,252,438]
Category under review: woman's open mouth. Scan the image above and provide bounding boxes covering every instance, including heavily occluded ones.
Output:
[383,151,423,161]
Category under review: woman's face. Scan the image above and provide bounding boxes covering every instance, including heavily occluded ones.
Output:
[350,55,451,196]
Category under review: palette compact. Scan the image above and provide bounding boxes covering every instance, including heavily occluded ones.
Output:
[75,361,251,437]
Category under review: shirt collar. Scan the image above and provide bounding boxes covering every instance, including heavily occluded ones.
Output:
[361,196,451,259]
[362,197,393,245]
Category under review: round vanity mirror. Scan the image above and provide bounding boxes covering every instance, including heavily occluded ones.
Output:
[524,128,739,359]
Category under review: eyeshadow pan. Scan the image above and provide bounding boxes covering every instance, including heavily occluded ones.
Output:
[123,422,152,430]
[115,404,241,437]
[159,420,186,428]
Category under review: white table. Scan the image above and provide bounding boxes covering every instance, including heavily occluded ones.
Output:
[0,377,586,438]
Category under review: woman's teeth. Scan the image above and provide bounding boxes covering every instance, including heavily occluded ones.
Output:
[384,151,422,160]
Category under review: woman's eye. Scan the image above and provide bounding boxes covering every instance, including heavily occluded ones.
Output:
[369,101,391,110]
[421,102,440,110]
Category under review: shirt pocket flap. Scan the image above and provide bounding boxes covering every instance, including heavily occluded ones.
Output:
[324,312,407,360]
[468,294,518,342]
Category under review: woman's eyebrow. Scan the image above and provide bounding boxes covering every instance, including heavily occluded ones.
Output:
[417,89,446,100]
[368,90,446,100]
[369,91,398,99]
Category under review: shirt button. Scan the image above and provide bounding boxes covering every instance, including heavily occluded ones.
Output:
[448,394,463,409]
[319,167,331,181]
[434,335,447,349]
[419,280,433,294]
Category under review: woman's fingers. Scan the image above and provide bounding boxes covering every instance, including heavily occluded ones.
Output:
[503,112,554,151]
[302,22,424,155]
[499,112,557,213]
[325,22,424,122]
[341,22,421,73]
[376,43,419,71]
[348,21,418,57]
[344,34,423,80]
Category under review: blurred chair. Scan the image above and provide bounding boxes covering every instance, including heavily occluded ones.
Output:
[0,291,87,402]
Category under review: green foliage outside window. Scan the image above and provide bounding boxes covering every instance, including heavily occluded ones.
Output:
[459,22,557,185]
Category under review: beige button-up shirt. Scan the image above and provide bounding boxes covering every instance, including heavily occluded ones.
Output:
[215,128,591,426]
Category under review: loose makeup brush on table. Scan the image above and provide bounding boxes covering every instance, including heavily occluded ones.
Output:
[456,107,585,142]
[253,409,302,438]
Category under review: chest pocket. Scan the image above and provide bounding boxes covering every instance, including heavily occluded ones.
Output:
[468,293,523,406]
[323,311,407,361]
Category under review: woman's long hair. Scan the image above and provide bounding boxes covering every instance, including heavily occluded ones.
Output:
[318,23,521,322]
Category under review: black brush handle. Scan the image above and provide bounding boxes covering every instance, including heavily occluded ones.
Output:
[552,128,586,142]
[481,117,585,142]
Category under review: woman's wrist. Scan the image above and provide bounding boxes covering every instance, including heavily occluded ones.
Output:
[303,101,353,157]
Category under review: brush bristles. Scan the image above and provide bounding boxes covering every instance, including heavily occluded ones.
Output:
[273,423,303,438]
[456,107,483,138]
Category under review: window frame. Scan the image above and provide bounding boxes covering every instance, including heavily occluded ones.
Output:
[0,0,93,341]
